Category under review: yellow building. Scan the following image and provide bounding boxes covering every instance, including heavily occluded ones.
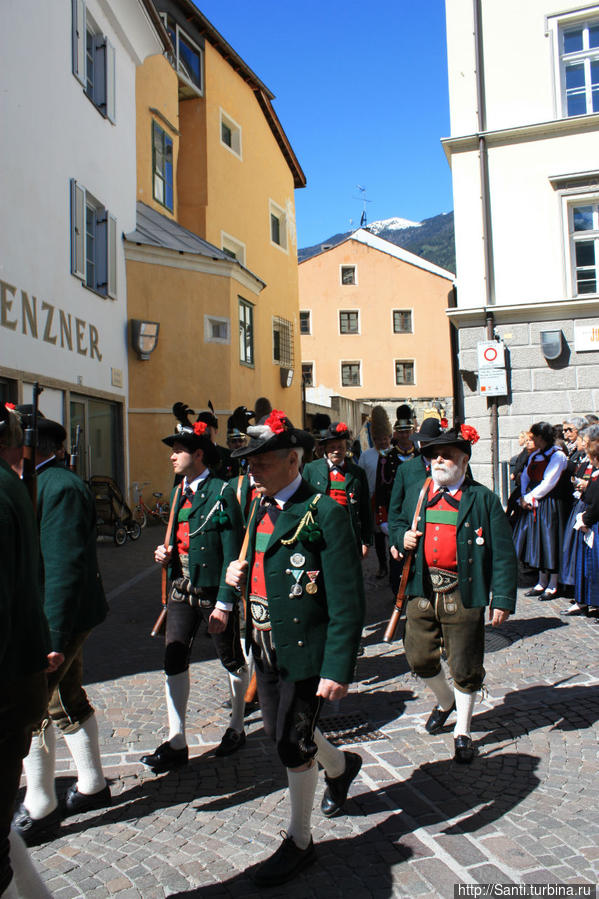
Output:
[299,230,455,422]
[125,0,306,497]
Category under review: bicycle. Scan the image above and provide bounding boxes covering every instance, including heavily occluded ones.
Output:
[131,481,170,528]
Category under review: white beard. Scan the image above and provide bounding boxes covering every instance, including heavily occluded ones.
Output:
[432,462,463,488]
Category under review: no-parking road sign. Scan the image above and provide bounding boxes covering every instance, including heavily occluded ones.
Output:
[477,341,505,370]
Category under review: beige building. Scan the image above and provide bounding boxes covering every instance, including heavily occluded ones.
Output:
[299,229,456,423]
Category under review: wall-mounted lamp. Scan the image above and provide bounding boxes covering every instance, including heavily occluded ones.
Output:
[540,329,563,361]
[280,367,294,388]
[131,319,160,360]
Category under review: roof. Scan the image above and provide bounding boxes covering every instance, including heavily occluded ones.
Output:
[125,202,266,286]
[139,0,174,54]
[300,228,455,281]
[167,0,306,189]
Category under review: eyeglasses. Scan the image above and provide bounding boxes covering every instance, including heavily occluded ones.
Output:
[563,427,575,433]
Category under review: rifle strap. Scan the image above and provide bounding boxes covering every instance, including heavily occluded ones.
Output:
[161,485,181,607]
[394,476,432,611]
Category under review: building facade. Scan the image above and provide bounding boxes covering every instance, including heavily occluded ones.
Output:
[0,0,167,484]
[126,0,306,497]
[298,230,455,425]
[444,0,599,485]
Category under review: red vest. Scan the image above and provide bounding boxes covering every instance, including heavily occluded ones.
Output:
[176,494,193,556]
[424,485,462,571]
[250,510,275,600]
[328,468,348,507]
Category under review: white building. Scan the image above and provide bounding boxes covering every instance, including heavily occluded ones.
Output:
[0,0,168,483]
[444,0,599,486]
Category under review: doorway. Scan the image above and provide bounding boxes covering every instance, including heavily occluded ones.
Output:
[69,395,123,485]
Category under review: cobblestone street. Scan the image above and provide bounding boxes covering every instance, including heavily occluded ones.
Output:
[26,528,599,898]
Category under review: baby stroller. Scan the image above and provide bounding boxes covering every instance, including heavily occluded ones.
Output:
[90,475,142,545]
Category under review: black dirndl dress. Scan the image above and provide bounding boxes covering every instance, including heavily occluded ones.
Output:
[512,449,566,572]
[560,497,585,586]
[574,522,599,608]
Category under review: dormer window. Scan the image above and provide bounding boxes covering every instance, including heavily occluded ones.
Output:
[160,13,204,97]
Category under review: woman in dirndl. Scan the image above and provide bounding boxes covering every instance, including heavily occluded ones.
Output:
[573,436,599,620]
[560,426,599,610]
[513,421,567,600]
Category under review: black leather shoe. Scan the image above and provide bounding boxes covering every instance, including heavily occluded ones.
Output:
[524,587,545,597]
[215,727,245,757]
[560,605,588,616]
[12,804,62,845]
[425,702,456,734]
[253,834,316,886]
[63,783,111,817]
[140,741,188,773]
[538,589,559,601]
[321,751,362,817]
[454,735,475,764]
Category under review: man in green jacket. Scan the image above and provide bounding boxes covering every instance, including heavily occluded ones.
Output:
[226,411,365,887]
[395,425,517,764]
[303,421,372,557]
[141,409,247,773]
[13,417,111,845]
[0,405,54,896]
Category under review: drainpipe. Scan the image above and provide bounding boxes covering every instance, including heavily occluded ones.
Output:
[473,0,499,491]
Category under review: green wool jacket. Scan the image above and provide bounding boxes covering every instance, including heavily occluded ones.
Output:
[302,457,373,548]
[244,479,365,684]
[0,458,49,679]
[396,477,518,612]
[37,462,108,652]
[169,474,243,606]
[387,454,429,549]
[228,473,254,526]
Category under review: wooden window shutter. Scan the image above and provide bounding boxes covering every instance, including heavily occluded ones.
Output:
[72,0,86,85]
[70,179,86,280]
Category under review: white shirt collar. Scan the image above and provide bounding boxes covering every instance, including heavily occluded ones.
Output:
[184,469,210,493]
[273,473,302,508]
[431,473,465,495]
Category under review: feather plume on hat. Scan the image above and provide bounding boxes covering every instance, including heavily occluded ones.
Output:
[370,405,392,441]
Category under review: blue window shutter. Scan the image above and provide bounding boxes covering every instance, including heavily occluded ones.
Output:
[72,0,86,85]
[105,40,116,123]
[93,35,107,113]
[95,208,108,293]
[107,213,117,299]
[70,179,86,280]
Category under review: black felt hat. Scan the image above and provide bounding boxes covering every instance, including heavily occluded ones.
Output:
[162,402,220,466]
[318,421,351,443]
[37,418,67,446]
[411,417,444,447]
[420,425,479,460]
[394,403,414,431]
[231,410,314,458]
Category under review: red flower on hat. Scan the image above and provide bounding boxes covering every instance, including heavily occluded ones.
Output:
[440,417,448,429]
[336,422,348,433]
[460,424,480,444]
[5,403,15,411]
[265,410,287,435]
[193,421,208,436]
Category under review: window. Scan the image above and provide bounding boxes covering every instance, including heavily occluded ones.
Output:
[302,363,314,386]
[204,315,230,344]
[152,121,174,211]
[239,299,254,365]
[339,310,359,334]
[70,179,117,298]
[341,362,361,387]
[395,360,415,385]
[272,316,294,366]
[220,110,242,158]
[393,309,413,333]
[71,1,115,121]
[299,311,311,335]
[560,18,599,116]
[160,13,204,97]
[221,233,246,266]
[340,265,356,285]
[570,201,599,294]
[269,201,288,251]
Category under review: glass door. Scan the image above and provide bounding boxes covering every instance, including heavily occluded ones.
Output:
[69,396,122,486]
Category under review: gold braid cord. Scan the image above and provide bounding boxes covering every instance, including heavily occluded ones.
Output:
[280,494,322,545]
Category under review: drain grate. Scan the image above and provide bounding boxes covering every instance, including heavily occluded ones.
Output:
[319,711,387,745]
[484,629,512,653]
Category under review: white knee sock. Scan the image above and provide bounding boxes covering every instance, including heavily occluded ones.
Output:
[454,688,477,737]
[314,728,345,778]
[287,763,318,850]
[228,666,249,733]
[8,829,53,898]
[165,671,189,750]
[23,725,57,819]
[63,714,106,796]
[423,670,454,711]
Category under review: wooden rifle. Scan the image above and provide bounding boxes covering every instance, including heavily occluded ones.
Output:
[383,477,431,643]
[150,484,181,637]
[21,382,43,512]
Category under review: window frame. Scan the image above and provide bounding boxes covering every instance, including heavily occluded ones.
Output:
[394,359,416,386]
[221,232,246,266]
[159,13,204,97]
[299,310,311,335]
[219,109,242,159]
[340,360,362,388]
[340,264,357,285]
[392,308,413,334]
[70,178,117,299]
[301,362,315,386]
[204,315,231,345]
[238,298,254,367]
[71,0,115,122]
[564,193,599,296]
[272,315,294,367]
[339,309,360,335]
[152,120,174,212]
[269,200,288,252]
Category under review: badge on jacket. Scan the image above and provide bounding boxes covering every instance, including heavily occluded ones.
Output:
[475,527,484,545]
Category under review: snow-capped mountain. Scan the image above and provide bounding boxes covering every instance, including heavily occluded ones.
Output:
[367,217,421,233]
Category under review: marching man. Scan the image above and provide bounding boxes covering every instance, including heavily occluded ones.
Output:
[226,410,364,886]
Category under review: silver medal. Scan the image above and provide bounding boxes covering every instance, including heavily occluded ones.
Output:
[476,536,484,545]
[290,552,305,567]
[290,583,303,597]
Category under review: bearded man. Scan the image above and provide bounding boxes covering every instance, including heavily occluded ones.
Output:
[395,425,517,763]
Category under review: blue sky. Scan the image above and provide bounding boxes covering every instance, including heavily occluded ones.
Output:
[196,1,453,248]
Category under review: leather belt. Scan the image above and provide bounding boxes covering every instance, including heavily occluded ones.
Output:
[428,567,459,594]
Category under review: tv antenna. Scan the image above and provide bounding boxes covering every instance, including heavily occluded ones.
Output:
[352,185,372,228]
